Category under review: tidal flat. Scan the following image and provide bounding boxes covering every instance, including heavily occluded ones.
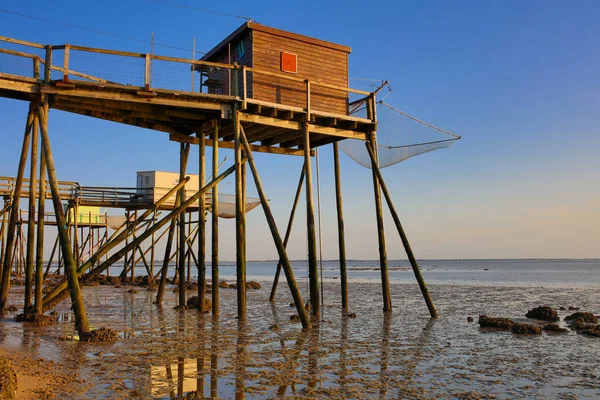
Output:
[1,281,599,399]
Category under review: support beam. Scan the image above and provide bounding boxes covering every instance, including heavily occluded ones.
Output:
[269,163,305,302]
[178,143,189,307]
[24,111,39,310]
[0,109,33,312]
[37,103,91,336]
[365,142,437,318]
[367,95,392,312]
[211,121,219,316]
[197,128,207,312]
[234,107,246,322]
[239,126,311,329]
[333,142,348,312]
[303,120,320,318]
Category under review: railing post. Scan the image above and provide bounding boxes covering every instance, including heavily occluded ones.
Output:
[63,44,70,82]
[33,59,40,80]
[242,66,247,110]
[145,54,151,91]
[305,80,311,114]
[43,46,52,83]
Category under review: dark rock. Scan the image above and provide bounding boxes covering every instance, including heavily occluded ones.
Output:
[525,306,559,322]
[289,314,300,323]
[246,281,261,290]
[219,281,229,288]
[304,302,311,311]
[347,313,357,319]
[478,315,513,330]
[186,296,212,312]
[289,303,295,307]
[565,312,598,324]
[6,305,18,313]
[83,327,118,342]
[15,312,58,326]
[127,288,138,294]
[268,324,280,331]
[559,306,566,311]
[580,325,600,338]
[569,318,589,331]
[467,317,474,323]
[568,306,580,311]
[511,322,542,335]
[542,323,568,333]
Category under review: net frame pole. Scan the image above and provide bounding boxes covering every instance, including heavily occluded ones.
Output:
[368,94,392,312]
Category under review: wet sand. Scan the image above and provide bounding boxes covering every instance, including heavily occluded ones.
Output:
[1,281,599,399]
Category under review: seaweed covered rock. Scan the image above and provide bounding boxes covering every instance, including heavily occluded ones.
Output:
[580,325,600,338]
[289,314,301,323]
[565,312,598,324]
[478,315,513,330]
[525,306,559,322]
[511,322,542,335]
[542,323,568,333]
[246,281,262,290]
[83,327,119,343]
[15,312,58,326]
[219,281,229,288]
[569,318,588,331]
[186,296,212,312]
[0,356,16,399]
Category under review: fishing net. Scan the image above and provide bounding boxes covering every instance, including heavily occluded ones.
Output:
[339,101,460,168]
[209,193,262,219]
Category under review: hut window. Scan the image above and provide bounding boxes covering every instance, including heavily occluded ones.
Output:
[281,52,297,73]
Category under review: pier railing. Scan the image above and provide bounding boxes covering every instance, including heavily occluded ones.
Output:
[0,36,375,119]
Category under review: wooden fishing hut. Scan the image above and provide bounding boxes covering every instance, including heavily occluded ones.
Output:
[0,22,437,337]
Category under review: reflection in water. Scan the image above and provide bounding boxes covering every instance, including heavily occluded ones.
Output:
[3,282,599,399]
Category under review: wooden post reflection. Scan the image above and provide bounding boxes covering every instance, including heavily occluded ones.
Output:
[339,313,349,393]
[211,316,219,398]
[307,326,320,390]
[379,312,391,398]
[196,314,205,397]
[235,321,247,399]
[276,332,307,396]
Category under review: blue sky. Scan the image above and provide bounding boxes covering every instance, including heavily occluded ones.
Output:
[1,0,599,260]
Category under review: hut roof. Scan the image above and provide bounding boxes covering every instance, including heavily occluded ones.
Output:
[200,22,352,61]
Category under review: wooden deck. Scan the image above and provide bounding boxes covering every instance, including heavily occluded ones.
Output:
[0,36,376,157]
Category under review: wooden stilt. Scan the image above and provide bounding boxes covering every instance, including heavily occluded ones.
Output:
[234,108,246,322]
[0,109,33,312]
[179,143,189,307]
[367,95,392,312]
[365,142,438,318]
[303,120,320,318]
[198,128,207,312]
[24,111,39,310]
[34,119,47,314]
[211,121,219,316]
[333,142,348,312]
[239,126,311,329]
[37,104,90,336]
[269,162,305,302]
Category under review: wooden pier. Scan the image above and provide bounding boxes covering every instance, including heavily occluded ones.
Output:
[0,22,437,336]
